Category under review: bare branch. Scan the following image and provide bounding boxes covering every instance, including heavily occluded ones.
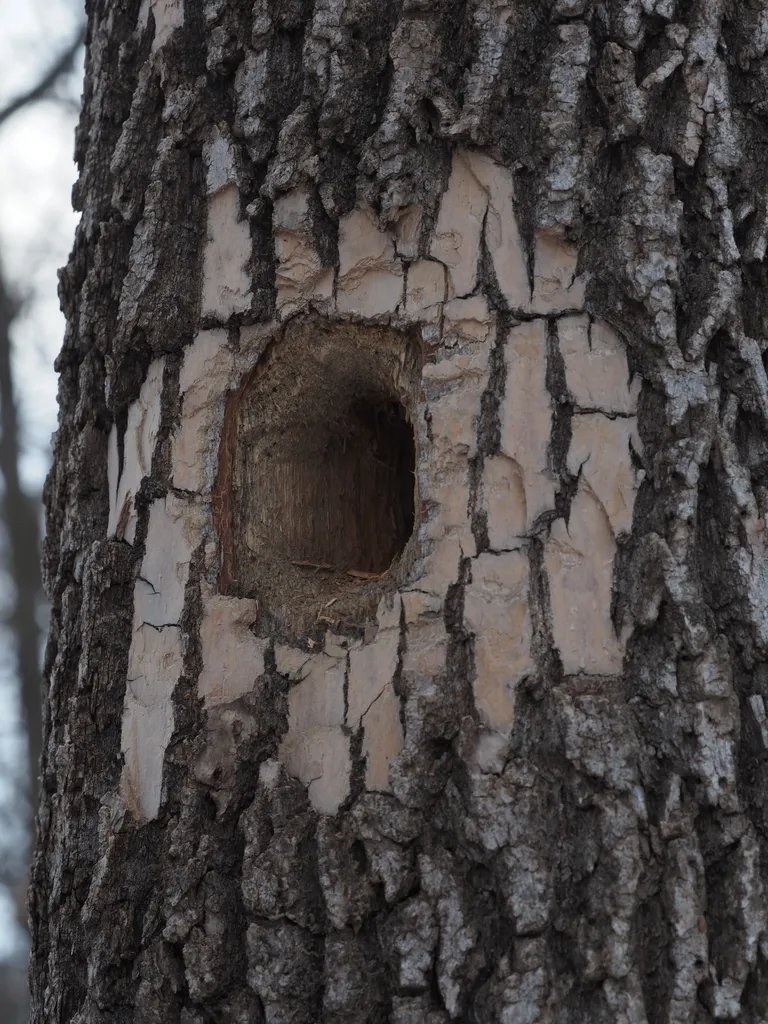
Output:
[0,28,85,130]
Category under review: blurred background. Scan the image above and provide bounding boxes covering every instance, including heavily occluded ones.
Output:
[0,1,85,1017]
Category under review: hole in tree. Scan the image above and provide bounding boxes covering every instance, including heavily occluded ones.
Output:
[217,316,422,634]
[274,392,415,574]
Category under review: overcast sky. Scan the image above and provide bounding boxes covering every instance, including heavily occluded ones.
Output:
[0,0,83,959]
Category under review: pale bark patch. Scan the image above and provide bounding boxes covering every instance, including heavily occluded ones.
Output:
[274,645,313,682]
[197,591,266,706]
[278,652,351,815]
[337,205,403,317]
[393,205,423,260]
[359,682,404,794]
[482,454,527,552]
[531,229,587,315]
[545,484,624,675]
[464,551,533,733]
[137,0,184,51]
[568,413,640,538]
[136,495,199,626]
[443,294,493,344]
[429,151,487,298]
[120,625,180,820]
[111,146,643,841]
[120,495,200,819]
[559,315,640,414]
[499,320,556,532]
[348,597,403,793]
[173,329,234,493]
[402,616,450,681]
[279,652,346,727]
[418,342,491,593]
[347,608,400,728]
[464,150,529,310]
[201,185,252,318]
[404,259,445,323]
[273,188,334,316]
[107,357,165,543]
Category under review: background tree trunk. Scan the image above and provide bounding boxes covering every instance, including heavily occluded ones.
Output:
[30,1,768,1022]
[0,266,43,812]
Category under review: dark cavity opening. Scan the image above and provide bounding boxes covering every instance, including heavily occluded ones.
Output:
[218,317,421,634]
[284,393,415,573]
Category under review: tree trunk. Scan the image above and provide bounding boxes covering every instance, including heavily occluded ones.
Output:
[30,1,768,1021]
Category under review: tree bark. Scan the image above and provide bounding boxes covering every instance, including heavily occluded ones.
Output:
[30,1,768,1022]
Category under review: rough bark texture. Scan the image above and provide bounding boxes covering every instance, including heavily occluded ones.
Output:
[30,1,768,1022]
